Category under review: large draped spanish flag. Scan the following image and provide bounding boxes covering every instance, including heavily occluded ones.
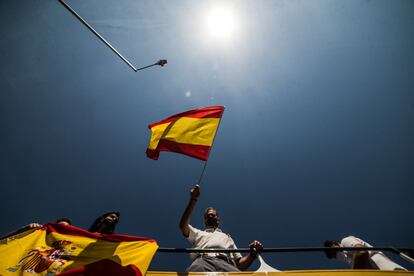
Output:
[146,106,225,160]
[0,223,158,276]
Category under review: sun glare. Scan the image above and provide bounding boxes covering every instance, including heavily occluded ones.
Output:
[205,7,236,40]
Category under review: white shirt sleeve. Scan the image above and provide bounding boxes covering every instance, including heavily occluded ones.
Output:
[187,224,201,244]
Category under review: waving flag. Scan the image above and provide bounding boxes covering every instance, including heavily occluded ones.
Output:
[0,223,158,276]
[146,106,224,161]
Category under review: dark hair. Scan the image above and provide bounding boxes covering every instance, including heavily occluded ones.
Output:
[204,207,219,217]
[89,211,120,234]
[323,240,339,259]
[56,217,72,225]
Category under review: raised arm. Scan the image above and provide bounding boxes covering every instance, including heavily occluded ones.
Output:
[179,184,200,237]
[235,240,263,271]
[349,242,373,269]
[0,223,42,240]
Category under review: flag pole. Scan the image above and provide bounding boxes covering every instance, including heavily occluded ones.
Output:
[197,107,225,185]
[197,161,208,185]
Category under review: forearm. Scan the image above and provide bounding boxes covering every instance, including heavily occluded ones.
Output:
[352,251,372,269]
[179,198,197,237]
[0,223,41,240]
[0,230,21,240]
[236,253,256,271]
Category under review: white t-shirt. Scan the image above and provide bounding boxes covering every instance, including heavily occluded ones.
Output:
[187,225,242,261]
[340,236,406,271]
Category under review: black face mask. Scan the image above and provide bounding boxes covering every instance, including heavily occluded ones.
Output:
[206,217,219,228]
[103,217,118,227]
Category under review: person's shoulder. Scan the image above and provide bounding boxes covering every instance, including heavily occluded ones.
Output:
[188,224,201,233]
[342,235,358,240]
[341,236,364,247]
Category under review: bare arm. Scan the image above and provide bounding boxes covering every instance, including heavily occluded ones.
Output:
[352,251,372,269]
[0,223,42,240]
[350,243,373,269]
[235,240,263,271]
[179,185,200,237]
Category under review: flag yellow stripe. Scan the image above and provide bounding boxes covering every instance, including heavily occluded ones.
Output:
[0,229,158,275]
[0,228,46,274]
[148,117,220,150]
[47,232,157,268]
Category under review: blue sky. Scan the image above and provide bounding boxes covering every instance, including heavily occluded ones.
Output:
[1,0,413,271]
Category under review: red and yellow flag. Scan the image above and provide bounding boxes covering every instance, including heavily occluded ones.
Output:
[0,223,158,276]
[146,106,224,161]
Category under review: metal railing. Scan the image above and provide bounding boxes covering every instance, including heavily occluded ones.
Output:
[157,247,414,266]
[157,247,413,253]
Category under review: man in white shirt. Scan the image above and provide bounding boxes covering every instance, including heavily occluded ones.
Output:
[324,236,406,271]
[179,184,263,272]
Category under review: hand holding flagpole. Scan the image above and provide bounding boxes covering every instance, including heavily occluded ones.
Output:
[190,184,200,200]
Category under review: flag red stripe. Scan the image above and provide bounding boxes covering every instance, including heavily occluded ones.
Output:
[44,224,156,243]
[146,139,211,161]
[148,106,224,129]
[58,259,142,276]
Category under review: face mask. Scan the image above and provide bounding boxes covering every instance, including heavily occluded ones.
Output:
[206,217,219,228]
[103,217,117,226]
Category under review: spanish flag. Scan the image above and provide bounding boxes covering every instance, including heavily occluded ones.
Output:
[146,106,224,161]
[0,223,158,276]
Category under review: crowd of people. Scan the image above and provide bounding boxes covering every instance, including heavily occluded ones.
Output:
[178,184,407,272]
[1,185,408,272]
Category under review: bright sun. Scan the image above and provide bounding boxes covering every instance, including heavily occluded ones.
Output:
[205,6,236,40]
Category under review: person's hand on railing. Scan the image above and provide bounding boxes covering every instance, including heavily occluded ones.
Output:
[249,240,263,258]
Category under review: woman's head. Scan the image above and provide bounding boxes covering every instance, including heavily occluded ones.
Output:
[89,211,120,234]
[55,217,72,226]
